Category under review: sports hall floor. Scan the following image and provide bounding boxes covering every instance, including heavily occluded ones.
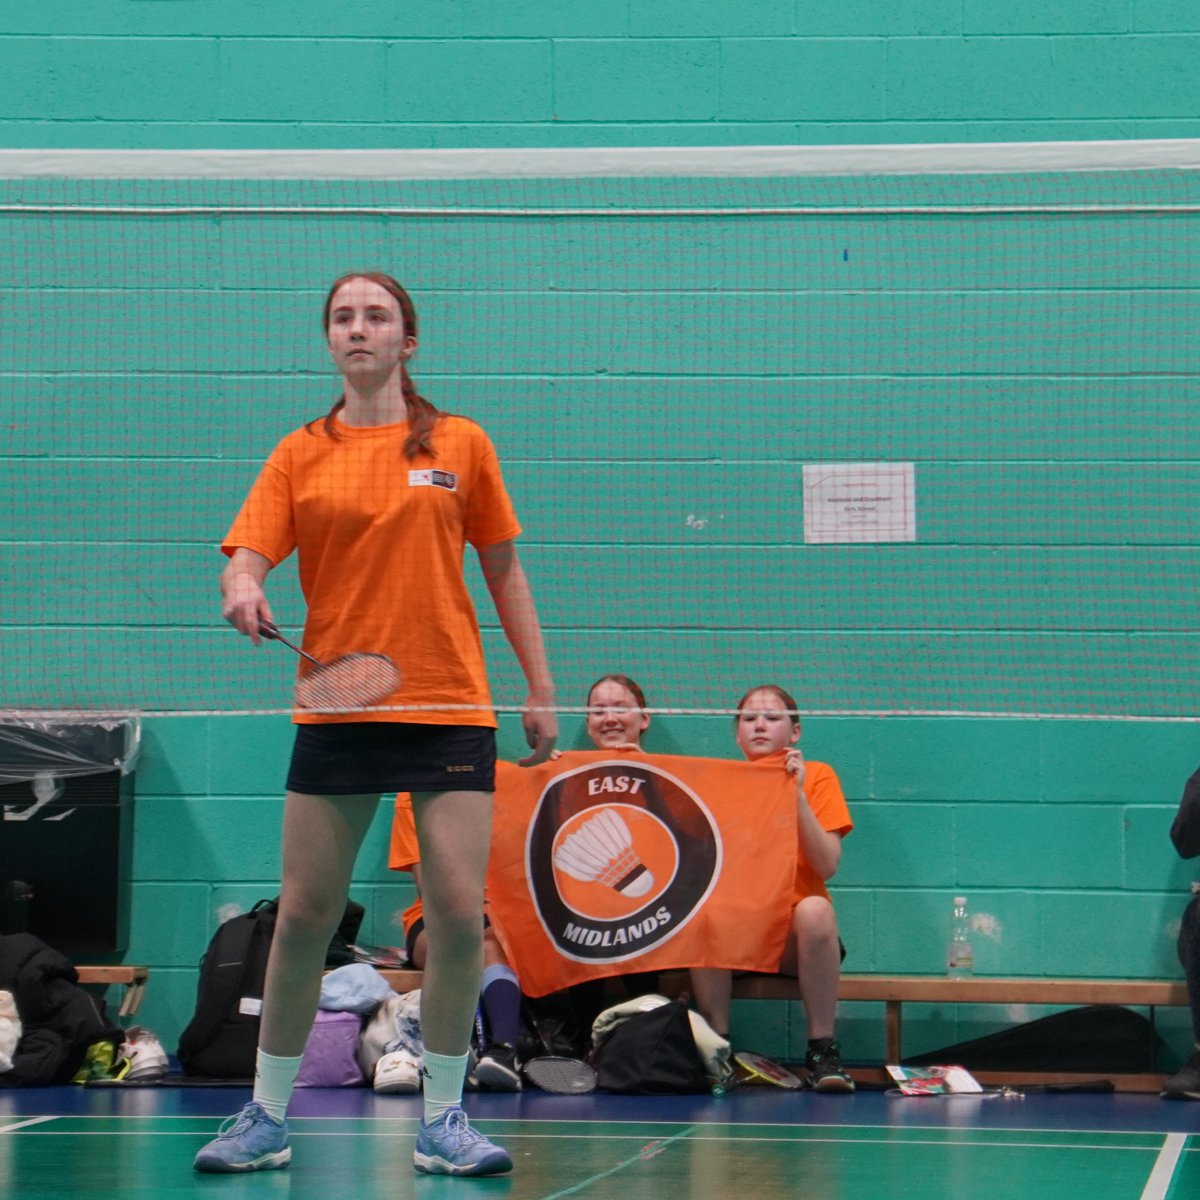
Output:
[3,1083,1198,1200]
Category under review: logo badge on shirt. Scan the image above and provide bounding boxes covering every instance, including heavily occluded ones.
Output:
[409,469,459,491]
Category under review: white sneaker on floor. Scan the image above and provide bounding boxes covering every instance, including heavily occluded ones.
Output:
[117,1026,169,1081]
[374,1049,421,1094]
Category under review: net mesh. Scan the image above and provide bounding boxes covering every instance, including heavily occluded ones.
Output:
[2,160,1199,719]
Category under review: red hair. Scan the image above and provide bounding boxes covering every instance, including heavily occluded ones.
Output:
[734,684,800,724]
[587,674,648,711]
[312,272,441,461]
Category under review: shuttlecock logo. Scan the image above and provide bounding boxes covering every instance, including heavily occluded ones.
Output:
[553,808,654,898]
[527,760,721,964]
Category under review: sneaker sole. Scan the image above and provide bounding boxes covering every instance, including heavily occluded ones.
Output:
[1161,1088,1200,1100]
[811,1076,856,1093]
[473,1060,523,1091]
[413,1150,513,1177]
[124,1066,169,1082]
[194,1147,292,1173]
[374,1076,420,1094]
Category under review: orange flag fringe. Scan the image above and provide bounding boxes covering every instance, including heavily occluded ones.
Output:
[487,751,799,998]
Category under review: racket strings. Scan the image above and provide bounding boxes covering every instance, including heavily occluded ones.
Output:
[521,1056,597,1095]
[294,653,400,711]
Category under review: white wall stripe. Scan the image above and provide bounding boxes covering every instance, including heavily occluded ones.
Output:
[1,140,1200,180]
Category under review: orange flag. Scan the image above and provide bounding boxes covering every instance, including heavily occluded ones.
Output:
[487,751,799,998]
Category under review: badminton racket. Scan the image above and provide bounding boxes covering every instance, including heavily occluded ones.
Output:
[258,621,400,710]
[522,1056,597,1095]
[733,1050,803,1090]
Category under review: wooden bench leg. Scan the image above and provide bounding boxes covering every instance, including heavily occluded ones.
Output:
[885,1000,902,1062]
[119,981,145,1019]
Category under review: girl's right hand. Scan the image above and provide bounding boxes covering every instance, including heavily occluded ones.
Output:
[221,573,274,645]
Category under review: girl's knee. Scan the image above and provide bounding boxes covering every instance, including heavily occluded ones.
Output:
[793,896,838,941]
[274,899,342,947]
[427,905,485,957]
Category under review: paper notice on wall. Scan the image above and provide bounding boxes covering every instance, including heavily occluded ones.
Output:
[802,462,916,544]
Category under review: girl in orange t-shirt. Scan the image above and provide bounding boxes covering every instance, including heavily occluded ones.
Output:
[195,273,557,1180]
[689,684,854,1092]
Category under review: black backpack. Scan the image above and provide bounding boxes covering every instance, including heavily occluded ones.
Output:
[177,898,367,1079]
[591,998,709,1094]
[177,899,278,1079]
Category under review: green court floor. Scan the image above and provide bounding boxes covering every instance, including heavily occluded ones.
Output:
[3,1097,1197,1200]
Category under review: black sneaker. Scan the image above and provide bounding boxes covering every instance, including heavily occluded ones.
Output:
[805,1039,855,1093]
[1162,1049,1200,1099]
[473,1042,522,1092]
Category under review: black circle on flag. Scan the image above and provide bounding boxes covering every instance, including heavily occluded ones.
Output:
[526,759,721,963]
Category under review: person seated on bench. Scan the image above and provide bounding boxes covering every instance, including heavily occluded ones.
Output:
[389,795,523,1092]
[688,684,855,1092]
[1164,763,1200,1099]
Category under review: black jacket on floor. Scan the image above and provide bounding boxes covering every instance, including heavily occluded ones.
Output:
[0,933,122,1086]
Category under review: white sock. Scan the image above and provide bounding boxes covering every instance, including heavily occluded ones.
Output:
[422,1049,469,1123]
[253,1050,303,1122]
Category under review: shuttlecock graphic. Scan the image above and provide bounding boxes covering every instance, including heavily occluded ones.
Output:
[553,809,655,898]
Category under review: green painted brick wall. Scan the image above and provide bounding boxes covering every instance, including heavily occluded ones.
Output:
[4,3,1200,1068]
[1,2,1200,144]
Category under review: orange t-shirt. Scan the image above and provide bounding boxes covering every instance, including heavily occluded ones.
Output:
[222,414,521,725]
[787,757,853,905]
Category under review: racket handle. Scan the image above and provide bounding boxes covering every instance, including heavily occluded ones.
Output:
[258,621,322,667]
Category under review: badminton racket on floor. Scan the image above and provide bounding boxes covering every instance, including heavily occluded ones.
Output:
[522,1055,598,1095]
[733,1051,803,1089]
[258,621,400,710]
[519,1009,597,1094]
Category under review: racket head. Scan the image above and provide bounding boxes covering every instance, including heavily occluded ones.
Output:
[521,1056,597,1095]
[294,653,400,711]
[733,1051,803,1090]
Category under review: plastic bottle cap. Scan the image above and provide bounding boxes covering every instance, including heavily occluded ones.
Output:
[953,896,967,905]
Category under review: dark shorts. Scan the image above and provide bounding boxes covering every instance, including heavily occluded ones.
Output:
[286,722,496,796]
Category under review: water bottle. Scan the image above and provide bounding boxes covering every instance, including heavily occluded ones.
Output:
[947,895,974,978]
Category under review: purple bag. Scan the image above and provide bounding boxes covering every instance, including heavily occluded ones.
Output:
[296,1009,365,1087]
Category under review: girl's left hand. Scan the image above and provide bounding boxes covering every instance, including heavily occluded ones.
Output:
[519,695,559,766]
[785,748,807,790]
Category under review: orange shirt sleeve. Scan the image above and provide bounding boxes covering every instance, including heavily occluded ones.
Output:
[805,761,853,839]
[793,760,852,904]
[220,444,296,565]
[462,426,521,548]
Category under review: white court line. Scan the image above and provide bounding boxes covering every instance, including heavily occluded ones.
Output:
[0,1116,57,1133]
[1139,1133,1187,1200]
[11,1128,1164,1153]
[10,1112,1180,1139]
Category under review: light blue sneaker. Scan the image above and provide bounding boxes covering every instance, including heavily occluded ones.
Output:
[193,1102,291,1173]
[413,1106,513,1176]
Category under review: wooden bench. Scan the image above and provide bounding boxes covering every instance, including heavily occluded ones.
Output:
[370,967,1188,1092]
[75,965,148,1019]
